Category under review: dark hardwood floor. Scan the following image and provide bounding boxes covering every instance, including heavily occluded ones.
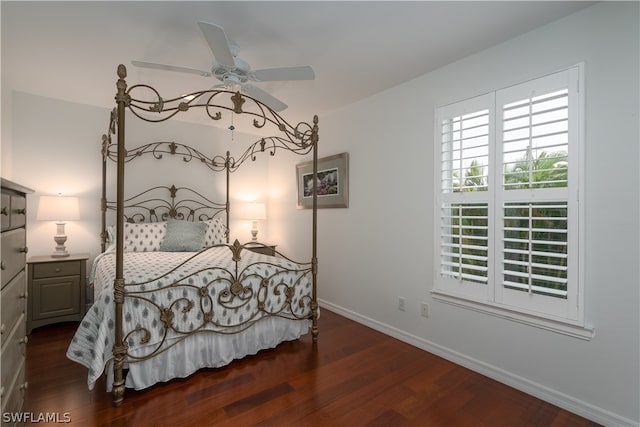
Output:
[24,310,600,426]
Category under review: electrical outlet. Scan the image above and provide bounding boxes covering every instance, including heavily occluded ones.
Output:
[420,302,429,317]
[398,297,406,312]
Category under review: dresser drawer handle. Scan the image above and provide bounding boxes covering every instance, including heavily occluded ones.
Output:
[20,246,28,254]
[1,207,6,216]
[55,268,62,273]
[16,208,26,215]
[0,324,5,335]
[19,382,28,392]
[0,260,5,270]
[19,336,28,345]
[19,291,28,299]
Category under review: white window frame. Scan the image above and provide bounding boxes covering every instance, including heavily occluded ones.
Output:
[432,65,591,340]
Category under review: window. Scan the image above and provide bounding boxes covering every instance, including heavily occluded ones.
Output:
[434,67,586,336]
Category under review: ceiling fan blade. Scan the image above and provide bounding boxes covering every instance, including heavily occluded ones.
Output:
[197,22,235,68]
[242,84,288,112]
[131,60,212,77]
[251,66,315,82]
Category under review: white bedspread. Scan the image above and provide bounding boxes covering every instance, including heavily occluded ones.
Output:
[67,246,313,390]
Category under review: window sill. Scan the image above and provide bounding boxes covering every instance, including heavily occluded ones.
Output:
[431,290,594,340]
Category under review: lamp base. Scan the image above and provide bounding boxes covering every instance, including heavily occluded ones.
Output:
[251,220,259,242]
[51,251,70,258]
[52,223,70,257]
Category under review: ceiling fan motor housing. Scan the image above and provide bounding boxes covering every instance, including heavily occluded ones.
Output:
[214,57,251,83]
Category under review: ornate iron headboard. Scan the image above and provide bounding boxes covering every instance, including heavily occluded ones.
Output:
[100,139,232,252]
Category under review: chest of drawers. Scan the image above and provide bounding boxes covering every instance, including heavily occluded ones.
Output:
[1,178,33,419]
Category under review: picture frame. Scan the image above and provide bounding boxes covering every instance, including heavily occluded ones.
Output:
[296,152,349,209]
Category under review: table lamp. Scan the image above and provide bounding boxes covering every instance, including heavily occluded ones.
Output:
[37,195,80,257]
[239,202,266,241]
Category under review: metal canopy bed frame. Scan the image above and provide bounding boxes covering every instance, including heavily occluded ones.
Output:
[77,64,318,406]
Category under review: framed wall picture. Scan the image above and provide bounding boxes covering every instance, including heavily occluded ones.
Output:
[296,152,349,209]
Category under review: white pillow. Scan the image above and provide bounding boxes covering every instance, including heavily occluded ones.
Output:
[203,218,227,246]
[123,222,167,252]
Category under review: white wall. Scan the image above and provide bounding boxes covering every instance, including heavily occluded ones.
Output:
[270,3,639,425]
[8,92,271,271]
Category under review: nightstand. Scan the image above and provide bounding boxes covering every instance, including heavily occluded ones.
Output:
[27,253,88,333]
[245,242,277,256]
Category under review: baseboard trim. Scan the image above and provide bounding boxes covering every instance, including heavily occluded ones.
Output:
[318,299,638,427]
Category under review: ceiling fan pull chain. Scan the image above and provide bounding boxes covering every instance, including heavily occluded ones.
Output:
[228,112,235,141]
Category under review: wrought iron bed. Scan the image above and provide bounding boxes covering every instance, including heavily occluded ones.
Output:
[67,64,319,406]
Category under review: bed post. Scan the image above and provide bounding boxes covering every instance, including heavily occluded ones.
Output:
[311,115,319,342]
[100,133,108,253]
[225,150,231,244]
[112,64,128,406]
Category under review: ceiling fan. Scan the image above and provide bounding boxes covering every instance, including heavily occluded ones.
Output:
[131,21,315,112]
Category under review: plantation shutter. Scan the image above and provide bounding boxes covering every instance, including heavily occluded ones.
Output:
[495,68,580,320]
[434,66,583,325]
[437,94,493,300]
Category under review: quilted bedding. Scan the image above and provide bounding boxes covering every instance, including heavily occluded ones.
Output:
[66,246,313,390]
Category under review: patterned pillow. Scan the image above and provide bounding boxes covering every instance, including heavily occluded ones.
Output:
[159,219,206,252]
[203,218,227,247]
[123,222,167,252]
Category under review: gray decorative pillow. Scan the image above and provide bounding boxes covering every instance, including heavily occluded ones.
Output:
[203,218,227,246]
[160,219,206,252]
[123,222,167,252]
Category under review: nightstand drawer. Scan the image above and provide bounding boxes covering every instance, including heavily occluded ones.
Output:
[32,260,82,279]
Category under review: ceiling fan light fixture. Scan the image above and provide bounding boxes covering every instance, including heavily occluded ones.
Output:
[222,74,243,91]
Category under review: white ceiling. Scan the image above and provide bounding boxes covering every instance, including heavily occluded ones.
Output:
[1,1,594,131]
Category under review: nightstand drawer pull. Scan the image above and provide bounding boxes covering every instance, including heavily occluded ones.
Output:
[55,268,61,272]
[19,336,28,345]
[20,246,28,254]
[16,208,26,215]
[19,291,28,299]
[1,207,6,216]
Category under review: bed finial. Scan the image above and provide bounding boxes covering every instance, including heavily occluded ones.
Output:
[231,92,245,114]
[117,64,127,79]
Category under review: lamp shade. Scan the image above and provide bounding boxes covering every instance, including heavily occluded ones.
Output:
[37,195,80,221]
[238,202,266,220]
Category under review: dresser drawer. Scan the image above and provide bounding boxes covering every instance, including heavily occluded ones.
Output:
[1,270,27,348]
[9,194,26,229]
[0,315,27,394]
[32,260,82,279]
[1,193,9,231]
[1,228,27,288]
[0,358,26,417]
